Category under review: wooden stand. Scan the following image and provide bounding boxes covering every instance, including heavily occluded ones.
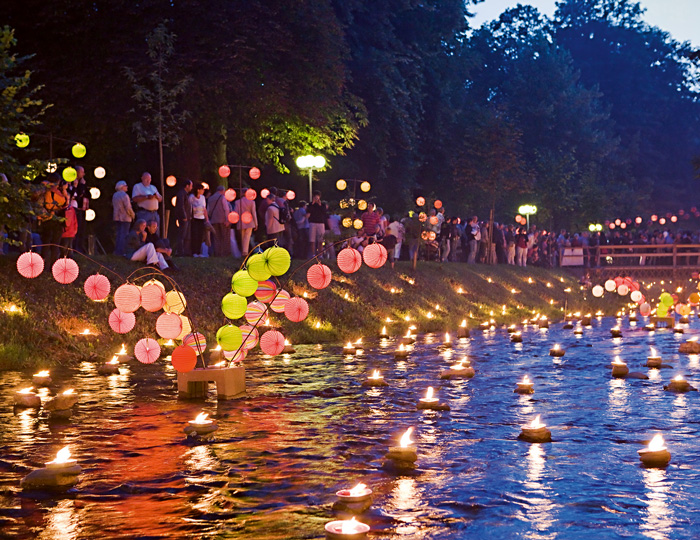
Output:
[651,316,675,328]
[177,366,246,400]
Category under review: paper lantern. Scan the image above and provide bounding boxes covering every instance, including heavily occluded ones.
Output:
[216,325,243,351]
[286,190,295,201]
[94,167,106,179]
[357,200,367,211]
[241,211,253,224]
[434,200,443,209]
[260,188,270,199]
[156,312,182,339]
[363,243,387,269]
[429,216,439,225]
[219,165,231,178]
[255,280,277,303]
[164,290,186,315]
[247,253,271,281]
[617,284,629,296]
[15,133,29,148]
[183,332,207,355]
[84,274,110,301]
[224,347,247,363]
[171,345,196,372]
[63,167,77,182]
[221,293,247,319]
[245,300,268,325]
[260,330,285,356]
[141,282,166,312]
[689,292,700,305]
[630,290,643,303]
[416,197,425,206]
[336,179,347,190]
[176,315,192,340]
[228,211,240,224]
[604,280,616,293]
[657,305,668,317]
[659,292,673,306]
[307,263,332,289]
[249,167,261,180]
[231,270,258,297]
[72,143,86,158]
[640,302,651,316]
[109,308,135,334]
[592,285,604,297]
[270,289,290,313]
[114,284,141,313]
[225,188,236,201]
[240,325,259,350]
[17,252,44,278]
[166,175,177,187]
[51,258,79,284]
[135,338,161,364]
[263,246,291,276]
[245,188,257,200]
[284,297,309,322]
[337,248,362,273]
[679,304,691,316]
[675,304,685,315]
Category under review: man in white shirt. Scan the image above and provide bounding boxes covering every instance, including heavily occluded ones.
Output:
[132,172,162,227]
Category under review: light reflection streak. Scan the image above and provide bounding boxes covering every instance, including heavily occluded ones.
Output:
[607,378,630,412]
[641,468,673,540]
[391,477,421,535]
[523,444,556,537]
[671,394,688,420]
[43,499,79,540]
[688,355,699,368]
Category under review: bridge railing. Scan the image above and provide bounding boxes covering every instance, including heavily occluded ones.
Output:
[586,244,700,269]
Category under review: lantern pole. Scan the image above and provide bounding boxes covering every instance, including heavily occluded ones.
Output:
[308,168,313,202]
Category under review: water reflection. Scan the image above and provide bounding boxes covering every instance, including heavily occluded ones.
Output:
[641,468,674,540]
[390,477,421,535]
[523,444,556,539]
[40,499,79,540]
[607,378,630,413]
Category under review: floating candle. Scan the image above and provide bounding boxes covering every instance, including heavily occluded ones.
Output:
[442,332,452,348]
[324,517,370,540]
[32,370,51,387]
[362,369,388,387]
[380,326,389,338]
[519,415,552,442]
[610,326,622,338]
[14,387,41,408]
[394,343,409,359]
[417,386,450,411]
[386,427,418,463]
[20,446,82,490]
[611,357,629,378]
[664,374,695,393]
[638,434,671,468]
[515,375,534,394]
[510,331,522,343]
[46,446,77,469]
[646,347,662,368]
[282,339,296,354]
[335,482,373,503]
[549,344,565,357]
[184,412,218,436]
[440,359,475,380]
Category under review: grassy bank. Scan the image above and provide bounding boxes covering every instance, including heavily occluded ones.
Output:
[0,254,619,370]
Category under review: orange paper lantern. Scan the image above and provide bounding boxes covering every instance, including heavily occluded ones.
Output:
[171,345,196,372]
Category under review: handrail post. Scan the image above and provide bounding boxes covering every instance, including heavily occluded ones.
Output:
[673,244,677,269]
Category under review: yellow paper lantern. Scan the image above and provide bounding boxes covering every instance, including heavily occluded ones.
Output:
[358,200,367,211]
[72,143,87,158]
[336,179,347,190]
[360,181,371,192]
[62,167,77,182]
[342,217,352,228]
[353,219,363,229]
[15,133,30,148]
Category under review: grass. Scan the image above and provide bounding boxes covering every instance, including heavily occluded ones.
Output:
[0,254,624,370]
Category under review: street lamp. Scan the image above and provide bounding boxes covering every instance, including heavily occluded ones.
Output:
[296,155,326,201]
[518,204,537,230]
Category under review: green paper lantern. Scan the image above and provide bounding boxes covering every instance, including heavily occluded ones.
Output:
[221,292,247,319]
[72,142,87,158]
[263,246,291,276]
[247,253,271,281]
[659,292,673,307]
[216,324,243,351]
[15,133,29,148]
[657,305,668,317]
[62,167,77,182]
[231,270,258,297]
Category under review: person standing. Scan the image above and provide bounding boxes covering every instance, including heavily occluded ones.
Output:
[174,179,192,256]
[38,175,68,268]
[466,216,480,264]
[387,218,405,260]
[293,201,310,259]
[68,166,89,253]
[131,172,162,227]
[516,227,528,267]
[307,190,329,256]
[233,192,257,257]
[207,185,232,256]
[264,192,285,243]
[112,181,135,256]
[188,183,209,257]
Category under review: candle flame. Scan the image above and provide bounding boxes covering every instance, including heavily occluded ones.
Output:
[284,339,291,345]
[522,375,531,385]
[355,338,362,345]
[404,330,411,338]
[108,357,119,365]
[399,427,414,448]
[398,343,405,352]
[404,315,411,321]
[648,434,666,452]
[51,446,71,464]
[34,370,50,377]
[529,415,544,429]
[460,319,466,327]
[435,304,440,310]
[213,361,226,368]
[674,374,685,382]
[444,333,450,342]
[370,370,381,379]
[81,328,91,335]
[612,356,626,365]
[18,387,34,394]
[345,342,353,348]
[381,326,387,335]
[63,389,75,395]
[457,287,463,294]
[165,339,175,346]
[119,344,126,354]
[650,347,657,357]
[426,312,433,319]
[425,387,434,400]
[450,362,465,370]
[341,517,361,534]
[348,483,367,497]
[553,344,560,350]
[315,322,321,329]
[193,412,209,424]
[386,317,393,323]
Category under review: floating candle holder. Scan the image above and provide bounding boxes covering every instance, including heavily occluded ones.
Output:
[549,344,565,357]
[324,517,370,540]
[386,427,417,465]
[629,312,638,322]
[673,326,684,334]
[679,337,700,354]
[664,374,696,393]
[335,483,373,504]
[14,387,41,408]
[45,389,79,418]
[183,412,219,436]
[519,415,551,443]
[638,434,671,468]
[32,370,51,387]
[457,320,470,338]
[379,326,389,339]
[646,348,662,368]
[20,446,82,490]
[562,321,574,329]
[98,357,121,375]
[581,315,592,326]
[537,317,549,329]
[417,386,450,411]
[573,326,583,335]
[514,375,534,394]
[610,327,622,338]
[440,360,475,380]
[441,333,452,348]
[362,370,388,387]
[611,357,629,378]
[644,324,655,332]
[282,340,296,354]
[679,316,690,324]
[510,331,522,343]
[394,343,409,359]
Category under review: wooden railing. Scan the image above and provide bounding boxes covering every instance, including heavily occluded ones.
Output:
[585,244,700,269]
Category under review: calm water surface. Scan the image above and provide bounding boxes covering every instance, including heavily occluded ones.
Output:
[1,317,699,539]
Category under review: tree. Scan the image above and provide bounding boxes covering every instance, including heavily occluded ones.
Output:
[124,21,190,229]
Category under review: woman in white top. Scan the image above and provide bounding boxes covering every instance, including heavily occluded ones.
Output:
[188,183,209,257]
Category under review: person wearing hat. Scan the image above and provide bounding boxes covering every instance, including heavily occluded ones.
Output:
[112,180,135,256]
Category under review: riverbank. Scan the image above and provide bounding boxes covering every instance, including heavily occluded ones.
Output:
[0,254,615,369]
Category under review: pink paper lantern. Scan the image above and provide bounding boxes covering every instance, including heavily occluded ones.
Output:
[284,297,309,322]
[183,332,207,355]
[134,338,161,364]
[156,312,183,339]
[109,308,136,334]
[219,165,231,178]
[363,243,387,269]
[260,188,270,199]
[245,300,269,325]
[286,190,295,201]
[260,330,285,356]
[84,274,110,301]
[140,283,166,312]
[245,189,257,200]
[639,302,651,316]
[337,248,362,274]
[270,289,290,313]
[224,348,247,363]
[52,258,80,284]
[240,324,259,350]
[114,284,141,313]
[224,188,237,202]
[249,167,261,180]
[16,252,44,279]
[307,263,332,289]
[228,211,240,224]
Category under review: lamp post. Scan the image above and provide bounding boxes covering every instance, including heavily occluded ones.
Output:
[518,204,537,230]
[296,155,326,201]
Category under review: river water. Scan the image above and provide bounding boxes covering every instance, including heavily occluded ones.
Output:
[1,317,699,539]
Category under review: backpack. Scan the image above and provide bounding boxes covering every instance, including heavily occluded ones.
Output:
[272,203,293,225]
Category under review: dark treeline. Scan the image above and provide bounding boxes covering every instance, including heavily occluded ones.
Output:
[4,0,700,230]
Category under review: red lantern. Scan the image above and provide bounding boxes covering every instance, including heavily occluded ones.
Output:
[286,190,295,201]
[16,252,44,279]
[109,308,136,334]
[241,211,253,224]
[416,197,425,207]
[337,248,362,273]
[171,345,196,372]
[363,243,387,269]
[249,167,261,180]
[84,274,110,301]
[245,189,257,200]
[224,188,236,202]
[260,188,270,199]
[228,211,240,224]
[135,338,161,364]
[141,282,166,312]
[260,330,285,356]
[52,258,79,284]
[156,312,183,339]
[285,297,309,322]
[114,284,141,313]
[307,263,332,289]
[219,165,231,178]
[434,200,443,209]
[429,216,439,226]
